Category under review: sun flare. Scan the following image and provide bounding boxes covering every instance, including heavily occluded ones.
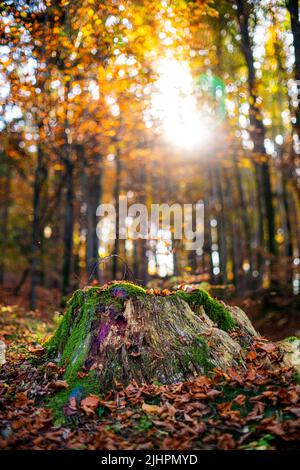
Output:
[152,59,212,150]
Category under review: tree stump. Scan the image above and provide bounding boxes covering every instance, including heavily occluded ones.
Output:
[46,282,261,400]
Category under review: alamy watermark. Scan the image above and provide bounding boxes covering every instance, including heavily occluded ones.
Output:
[96,197,204,251]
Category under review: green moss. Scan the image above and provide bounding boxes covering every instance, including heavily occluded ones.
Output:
[135,415,153,431]
[174,288,235,331]
[45,288,100,378]
[43,288,103,422]
[294,372,300,385]
[240,434,275,450]
[99,281,146,300]
[181,337,212,372]
[48,371,100,425]
[284,336,300,343]
[44,282,147,421]
[171,337,212,376]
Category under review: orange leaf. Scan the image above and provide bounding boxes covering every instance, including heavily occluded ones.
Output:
[28,344,45,356]
[227,367,243,383]
[247,351,257,361]
[142,402,162,414]
[81,394,100,415]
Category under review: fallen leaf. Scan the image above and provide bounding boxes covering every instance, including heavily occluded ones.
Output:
[46,362,57,369]
[81,394,100,415]
[28,344,45,356]
[266,422,285,436]
[257,342,276,353]
[289,407,300,417]
[247,351,257,361]
[142,402,162,414]
[53,380,69,389]
[227,367,243,383]
[234,394,246,405]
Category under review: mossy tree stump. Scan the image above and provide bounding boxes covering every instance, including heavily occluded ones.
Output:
[45,282,260,407]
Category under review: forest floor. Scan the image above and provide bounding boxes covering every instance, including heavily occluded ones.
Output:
[0,285,300,450]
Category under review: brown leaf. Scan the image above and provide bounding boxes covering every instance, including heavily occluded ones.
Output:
[234,394,246,406]
[289,407,300,417]
[142,402,162,414]
[257,342,276,353]
[28,344,45,356]
[246,368,256,381]
[46,362,57,369]
[77,371,88,378]
[227,367,243,383]
[81,394,100,415]
[266,422,285,436]
[206,389,221,399]
[53,380,69,389]
[129,351,142,357]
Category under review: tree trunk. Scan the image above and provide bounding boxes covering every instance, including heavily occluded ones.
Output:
[62,82,74,298]
[287,0,300,138]
[112,150,121,279]
[0,158,11,285]
[286,0,300,193]
[235,0,276,257]
[79,145,103,282]
[233,155,253,278]
[46,282,258,398]
[62,156,74,297]
[215,166,228,284]
[30,138,47,309]
[44,281,300,420]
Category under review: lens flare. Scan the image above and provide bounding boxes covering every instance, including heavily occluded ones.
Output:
[151,59,212,150]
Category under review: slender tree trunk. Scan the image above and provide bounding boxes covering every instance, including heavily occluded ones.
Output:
[113,149,121,279]
[223,167,244,291]
[208,168,219,284]
[287,0,300,138]
[215,166,228,284]
[286,0,300,193]
[133,240,139,280]
[82,148,103,282]
[203,194,214,282]
[279,152,293,258]
[14,268,30,296]
[62,103,74,298]
[30,135,47,309]
[90,157,102,281]
[271,26,294,270]
[0,158,11,285]
[138,163,148,286]
[235,0,276,257]
[233,155,253,274]
[62,154,74,297]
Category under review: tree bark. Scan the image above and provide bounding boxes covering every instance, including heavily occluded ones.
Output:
[62,154,74,297]
[235,0,276,257]
[30,135,47,309]
[112,149,121,279]
[0,156,11,285]
[79,145,103,282]
[287,0,300,137]
[286,0,300,193]
[46,283,258,395]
